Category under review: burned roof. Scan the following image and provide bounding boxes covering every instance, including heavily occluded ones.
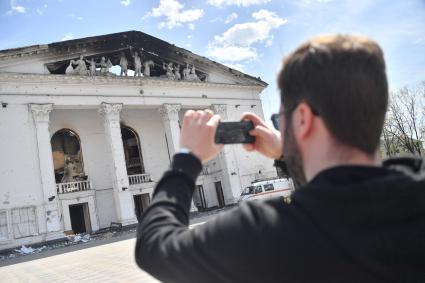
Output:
[0,30,267,87]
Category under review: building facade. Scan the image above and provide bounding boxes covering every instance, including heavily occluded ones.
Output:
[0,31,277,250]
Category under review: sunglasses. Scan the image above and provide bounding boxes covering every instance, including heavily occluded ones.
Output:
[270,104,319,130]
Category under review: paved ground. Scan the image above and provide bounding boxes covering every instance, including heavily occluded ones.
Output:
[0,208,232,282]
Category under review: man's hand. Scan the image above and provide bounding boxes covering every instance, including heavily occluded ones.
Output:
[240,112,283,159]
[180,109,224,164]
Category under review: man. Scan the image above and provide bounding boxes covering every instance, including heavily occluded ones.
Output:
[135,35,425,282]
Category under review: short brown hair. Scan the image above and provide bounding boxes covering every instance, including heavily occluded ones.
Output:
[278,34,388,155]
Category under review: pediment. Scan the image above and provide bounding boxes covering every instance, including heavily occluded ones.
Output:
[0,31,267,87]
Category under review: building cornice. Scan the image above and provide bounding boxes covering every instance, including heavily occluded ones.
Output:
[0,73,265,91]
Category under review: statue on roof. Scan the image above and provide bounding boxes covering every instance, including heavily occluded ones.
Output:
[163,62,175,80]
[119,52,129,76]
[182,64,200,82]
[188,65,200,81]
[143,60,154,77]
[99,57,112,75]
[65,61,74,75]
[66,55,88,76]
[182,63,190,80]
[85,58,96,76]
[133,52,142,77]
[174,64,181,80]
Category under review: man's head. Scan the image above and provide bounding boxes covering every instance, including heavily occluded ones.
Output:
[277,34,388,185]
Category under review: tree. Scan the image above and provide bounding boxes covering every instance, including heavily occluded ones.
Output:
[382,83,425,157]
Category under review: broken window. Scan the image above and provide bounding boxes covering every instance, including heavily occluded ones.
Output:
[51,129,85,183]
[12,207,38,239]
[0,211,9,241]
[121,126,145,175]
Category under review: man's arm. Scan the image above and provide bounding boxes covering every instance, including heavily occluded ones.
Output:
[135,153,273,283]
[135,110,283,282]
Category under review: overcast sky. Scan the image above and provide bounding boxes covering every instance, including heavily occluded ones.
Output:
[0,0,424,119]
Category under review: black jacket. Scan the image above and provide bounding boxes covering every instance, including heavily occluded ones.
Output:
[135,154,425,283]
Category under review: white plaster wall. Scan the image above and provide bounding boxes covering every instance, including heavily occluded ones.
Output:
[95,188,117,229]
[0,103,44,209]
[0,103,48,249]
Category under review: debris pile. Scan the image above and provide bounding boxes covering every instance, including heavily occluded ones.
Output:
[14,245,46,255]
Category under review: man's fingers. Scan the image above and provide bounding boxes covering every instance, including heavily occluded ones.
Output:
[249,125,271,138]
[207,114,221,127]
[201,109,213,123]
[183,110,196,127]
[204,109,214,116]
[240,112,266,127]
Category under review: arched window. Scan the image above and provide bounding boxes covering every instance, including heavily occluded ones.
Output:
[121,126,145,175]
[51,129,85,183]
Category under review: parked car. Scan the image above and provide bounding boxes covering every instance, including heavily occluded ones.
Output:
[238,178,295,202]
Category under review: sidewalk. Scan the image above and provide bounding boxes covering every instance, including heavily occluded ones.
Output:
[0,205,233,266]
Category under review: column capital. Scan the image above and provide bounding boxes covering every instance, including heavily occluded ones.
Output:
[29,103,53,123]
[158,103,181,121]
[211,104,227,119]
[98,102,123,117]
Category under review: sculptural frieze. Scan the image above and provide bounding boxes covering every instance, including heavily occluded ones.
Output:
[61,48,205,82]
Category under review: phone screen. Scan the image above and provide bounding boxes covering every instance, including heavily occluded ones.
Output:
[214,121,255,144]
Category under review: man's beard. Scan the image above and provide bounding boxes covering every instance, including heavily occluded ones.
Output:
[283,121,307,187]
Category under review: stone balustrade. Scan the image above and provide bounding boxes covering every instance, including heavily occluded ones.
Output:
[56,180,92,194]
[201,167,210,175]
[128,173,152,185]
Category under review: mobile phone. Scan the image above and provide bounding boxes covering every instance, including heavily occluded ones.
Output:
[214,121,256,144]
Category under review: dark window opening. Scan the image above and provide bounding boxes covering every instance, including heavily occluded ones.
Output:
[51,129,85,183]
[121,126,145,176]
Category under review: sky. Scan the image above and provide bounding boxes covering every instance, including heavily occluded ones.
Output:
[0,0,424,120]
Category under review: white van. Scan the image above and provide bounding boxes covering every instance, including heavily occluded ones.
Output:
[238,178,295,202]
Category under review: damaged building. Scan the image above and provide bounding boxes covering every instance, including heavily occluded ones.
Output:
[0,30,276,250]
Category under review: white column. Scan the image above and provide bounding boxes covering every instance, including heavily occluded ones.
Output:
[29,104,63,240]
[158,104,182,158]
[99,103,136,225]
[212,104,242,204]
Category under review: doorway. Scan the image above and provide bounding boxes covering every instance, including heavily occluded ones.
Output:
[134,193,151,220]
[193,185,207,211]
[69,203,91,234]
[214,181,225,208]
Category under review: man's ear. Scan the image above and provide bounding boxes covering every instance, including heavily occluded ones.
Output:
[292,102,315,141]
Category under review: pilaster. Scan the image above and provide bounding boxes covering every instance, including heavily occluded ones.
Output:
[99,102,136,225]
[29,103,63,239]
[158,103,182,158]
